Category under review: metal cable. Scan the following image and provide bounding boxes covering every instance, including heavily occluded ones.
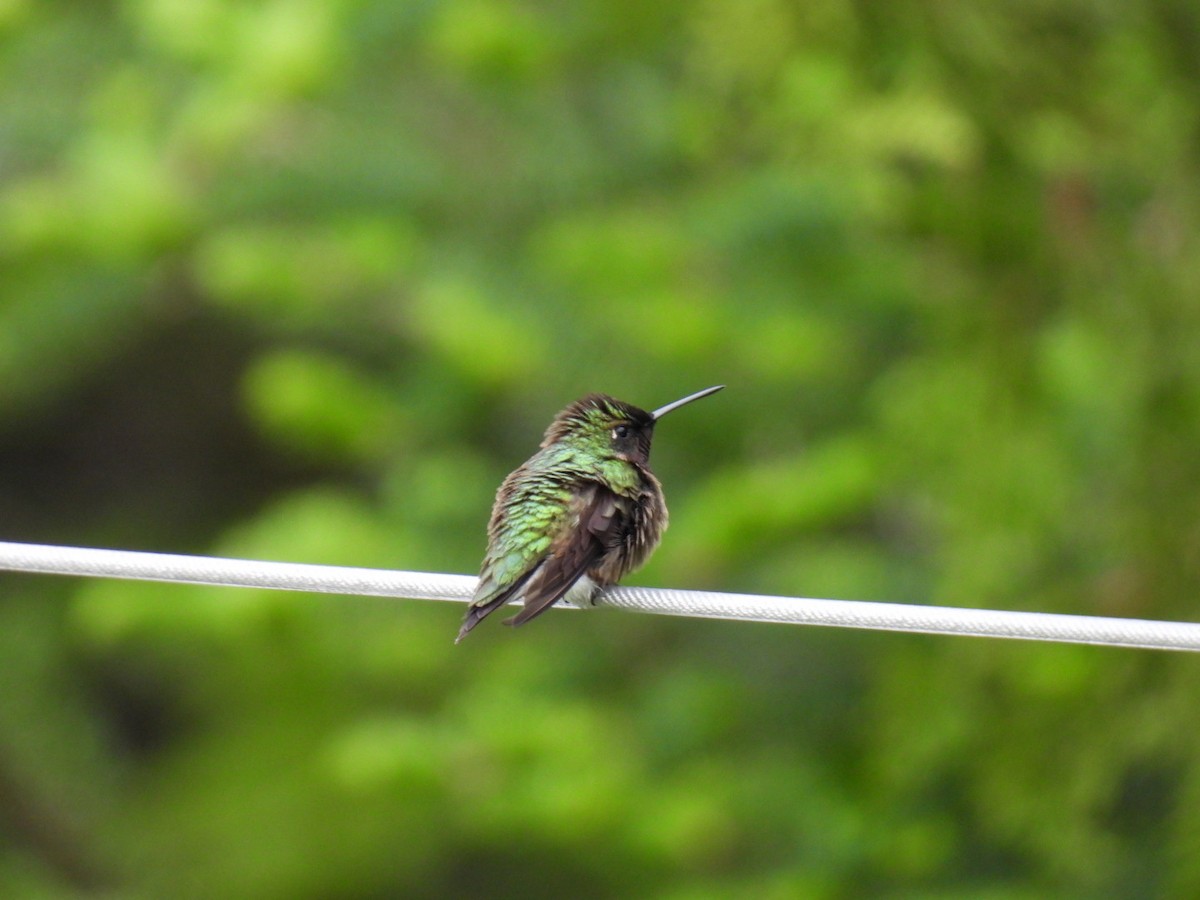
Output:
[0,540,1197,651]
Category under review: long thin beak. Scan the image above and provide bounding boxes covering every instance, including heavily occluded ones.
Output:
[651,385,724,420]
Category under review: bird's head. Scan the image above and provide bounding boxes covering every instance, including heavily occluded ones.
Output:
[542,394,656,464]
[540,386,724,465]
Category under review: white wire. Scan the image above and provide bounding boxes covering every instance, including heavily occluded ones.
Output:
[0,540,1197,651]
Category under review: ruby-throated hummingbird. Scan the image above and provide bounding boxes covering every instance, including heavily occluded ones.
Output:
[455,385,724,643]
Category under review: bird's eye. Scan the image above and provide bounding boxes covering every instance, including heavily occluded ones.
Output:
[612,424,629,440]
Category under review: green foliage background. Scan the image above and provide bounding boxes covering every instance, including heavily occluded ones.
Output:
[3,0,1200,896]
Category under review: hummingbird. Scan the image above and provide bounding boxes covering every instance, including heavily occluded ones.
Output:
[455,385,724,643]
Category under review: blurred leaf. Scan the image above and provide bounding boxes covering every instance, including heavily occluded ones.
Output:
[243,349,405,463]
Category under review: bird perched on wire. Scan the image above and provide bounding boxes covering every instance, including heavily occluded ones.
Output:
[455,385,724,643]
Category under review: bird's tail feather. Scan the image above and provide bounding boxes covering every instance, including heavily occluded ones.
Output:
[455,568,539,644]
[455,596,507,643]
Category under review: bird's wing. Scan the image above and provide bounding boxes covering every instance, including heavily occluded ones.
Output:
[456,466,572,644]
[501,485,625,629]
[457,465,619,642]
